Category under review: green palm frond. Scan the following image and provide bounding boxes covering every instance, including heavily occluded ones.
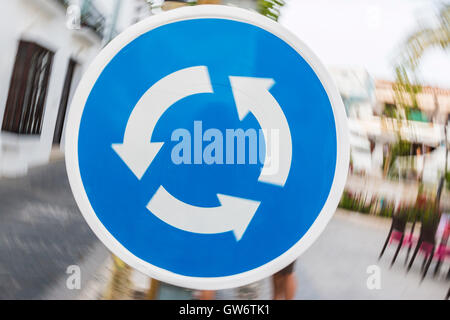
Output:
[399,4,449,71]
[257,0,285,21]
[393,4,449,119]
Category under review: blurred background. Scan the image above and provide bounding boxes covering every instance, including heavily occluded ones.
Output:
[0,0,449,300]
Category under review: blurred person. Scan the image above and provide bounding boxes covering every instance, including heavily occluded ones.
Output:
[272,262,297,300]
[198,290,216,300]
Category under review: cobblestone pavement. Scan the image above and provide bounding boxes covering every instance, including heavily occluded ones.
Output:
[0,160,106,299]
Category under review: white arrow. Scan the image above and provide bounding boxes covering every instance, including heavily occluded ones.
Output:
[229,76,292,186]
[147,186,260,241]
[112,66,213,179]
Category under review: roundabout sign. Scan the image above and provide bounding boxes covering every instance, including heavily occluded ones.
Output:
[65,5,349,290]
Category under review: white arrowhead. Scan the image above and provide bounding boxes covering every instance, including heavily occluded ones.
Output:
[229,76,292,187]
[112,142,163,179]
[229,77,275,120]
[217,194,260,241]
[147,186,260,241]
[113,66,213,179]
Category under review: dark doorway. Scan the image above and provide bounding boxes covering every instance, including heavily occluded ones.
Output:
[2,40,54,135]
[53,59,77,145]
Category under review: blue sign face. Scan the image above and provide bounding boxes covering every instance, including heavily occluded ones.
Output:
[66,6,348,289]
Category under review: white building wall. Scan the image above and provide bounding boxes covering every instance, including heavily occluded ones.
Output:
[330,67,377,175]
[0,0,138,177]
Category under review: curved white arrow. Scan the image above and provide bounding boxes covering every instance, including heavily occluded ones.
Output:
[229,77,292,187]
[112,66,213,179]
[113,69,289,240]
[147,186,260,241]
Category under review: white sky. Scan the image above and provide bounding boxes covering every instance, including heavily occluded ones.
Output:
[280,0,450,88]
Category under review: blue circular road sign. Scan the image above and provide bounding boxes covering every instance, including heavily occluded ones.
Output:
[65,5,349,289]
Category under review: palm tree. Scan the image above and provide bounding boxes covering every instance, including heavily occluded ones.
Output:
[393,3,449,202]
[397,4,449,72]
[393,4,449,119]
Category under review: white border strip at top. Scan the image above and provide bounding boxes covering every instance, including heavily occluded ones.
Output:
[65,5,350,290]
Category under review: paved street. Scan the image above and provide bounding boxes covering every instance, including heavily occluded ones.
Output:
[0,159,107,299]
[0,160,448,299]
[215,211,449,300]
[293,211,448,299]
